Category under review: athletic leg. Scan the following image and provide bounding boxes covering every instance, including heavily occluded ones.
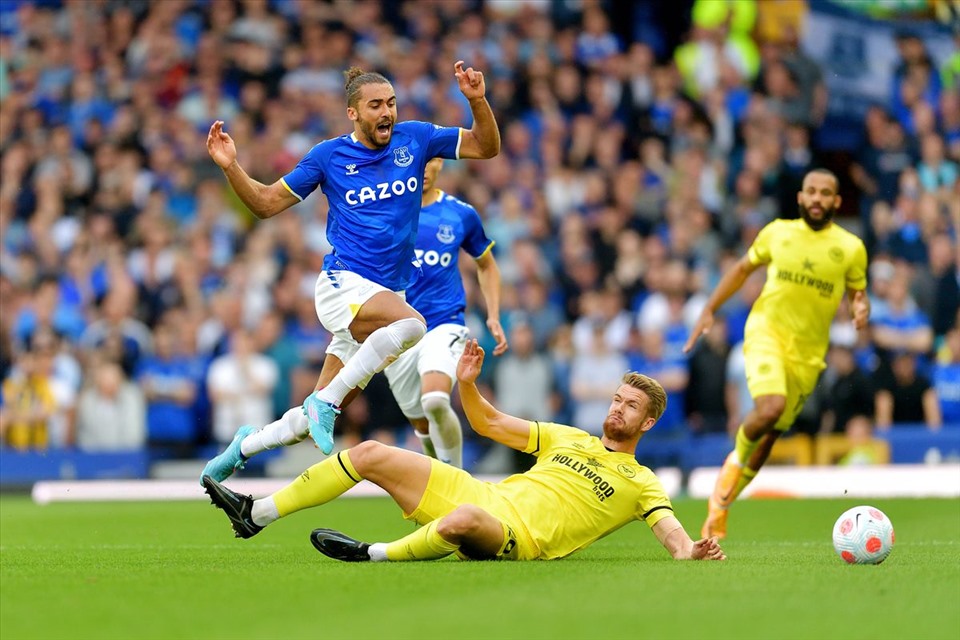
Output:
[703,392,786,539]
[251,440,433,529]
[307,292,426,453]
[369,504,507,562]
[420,372,462,468]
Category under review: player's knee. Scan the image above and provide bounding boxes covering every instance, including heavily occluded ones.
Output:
[420,391,451,420]
[437,504,486,539]
[347,440,390,474]
[391,317,426,350]
[755,396,787,425]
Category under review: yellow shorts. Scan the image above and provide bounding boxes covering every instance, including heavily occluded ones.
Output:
[743,338,823,432]
[404,459,539,561]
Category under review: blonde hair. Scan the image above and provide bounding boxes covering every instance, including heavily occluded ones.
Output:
[621,372,667,422]
[343,67,391,108]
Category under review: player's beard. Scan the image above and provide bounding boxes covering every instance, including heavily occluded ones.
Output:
[360,118,393,148]
[798,203,836,231]
[602,414,632,441]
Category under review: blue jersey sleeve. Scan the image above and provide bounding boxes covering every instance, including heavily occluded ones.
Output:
[280,143,327,201]
[460,203,494,258]
[407,121,462,160]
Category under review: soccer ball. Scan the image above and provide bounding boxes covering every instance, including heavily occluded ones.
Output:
[832,505,895,565]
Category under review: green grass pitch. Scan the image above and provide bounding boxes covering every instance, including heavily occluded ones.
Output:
[1,495,958,640]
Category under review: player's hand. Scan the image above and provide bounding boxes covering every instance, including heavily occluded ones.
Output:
[454,61,486,101]
[456,339,485,384]
[487,318,508,356]
[851,289,869,330]
[683,309,715,354]
[207,120,237,169]
[691,536,726,561]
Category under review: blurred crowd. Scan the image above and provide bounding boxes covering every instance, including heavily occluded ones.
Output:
[0,0,958,468]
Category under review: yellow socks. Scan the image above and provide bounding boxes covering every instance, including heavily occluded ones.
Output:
[384,520,459,561]
[734,425,760,466]
[273,451,362,517]
[730,467,758,503]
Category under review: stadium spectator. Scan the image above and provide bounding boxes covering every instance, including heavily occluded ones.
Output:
[911,233,960,339]
[570,321,629,437]
[933,325,960,425]
[253,309,301,420]
[875,351,941,430]
[837,415,887,466]
[820,339,876,434]
[79,286,152,376]
[206,328,278,444]
[137,323,200,454]
[684,314,730,434]
[76,359,146,452]
[870,267,934,378]
[0,330,76,450]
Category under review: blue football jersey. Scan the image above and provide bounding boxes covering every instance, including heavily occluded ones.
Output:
[406,190,494,330]
[280,121,462,291]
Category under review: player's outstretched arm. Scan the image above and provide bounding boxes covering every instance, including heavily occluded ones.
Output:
[651,515,727,561]
[475,251,508,356]
[207,121,299,219]
[453,61,500,160]
[683,254,759,354]
[457,339,530,450]
[848,288,870,331]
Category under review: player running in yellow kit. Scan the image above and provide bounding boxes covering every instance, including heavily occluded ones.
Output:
[684,169,870,539]
[203,340,725,562]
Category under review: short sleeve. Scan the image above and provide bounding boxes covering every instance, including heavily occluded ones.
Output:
[747,221,776,266]
[408,121,462,160]
[280,144,326,201]
[846,240,868,291]
[524,421,585,456]
[637,473,674,528]
[461,204,494,258]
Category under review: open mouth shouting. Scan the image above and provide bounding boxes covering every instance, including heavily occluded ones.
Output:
[375,119,393,140]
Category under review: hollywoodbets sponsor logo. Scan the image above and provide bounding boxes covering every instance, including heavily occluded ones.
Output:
[776,269,835,297]
[552,454,615,501]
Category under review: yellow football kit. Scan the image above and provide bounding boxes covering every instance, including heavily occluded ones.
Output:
[405,421,674,560]
[744,219,868,429]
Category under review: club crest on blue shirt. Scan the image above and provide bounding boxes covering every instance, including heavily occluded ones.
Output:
[393,146,414,167]
[436,224,456,244]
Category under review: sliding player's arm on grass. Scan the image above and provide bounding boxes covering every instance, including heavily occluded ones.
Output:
[652,515,727,560]
[456,339,530,450]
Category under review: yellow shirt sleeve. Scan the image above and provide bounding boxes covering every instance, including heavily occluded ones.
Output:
[846,239,868,291]
[747,220,776,265]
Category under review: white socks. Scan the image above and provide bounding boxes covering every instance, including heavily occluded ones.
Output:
[240,407,310,458]
[421,391,462,468]
[251,496,280,527]
[414,430,437,458]
[368,542,389,562]
[317,317,426,406]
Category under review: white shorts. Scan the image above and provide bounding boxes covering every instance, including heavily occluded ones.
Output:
[384,323,469,419]
[315,269,404,367]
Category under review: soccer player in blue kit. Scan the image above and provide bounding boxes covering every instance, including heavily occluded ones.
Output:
[202,62,500,480]
[366,156,508,468]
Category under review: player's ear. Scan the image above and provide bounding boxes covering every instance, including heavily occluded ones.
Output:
[347,107,358,122]
[834,194,842,209]
[640,417,657,433]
